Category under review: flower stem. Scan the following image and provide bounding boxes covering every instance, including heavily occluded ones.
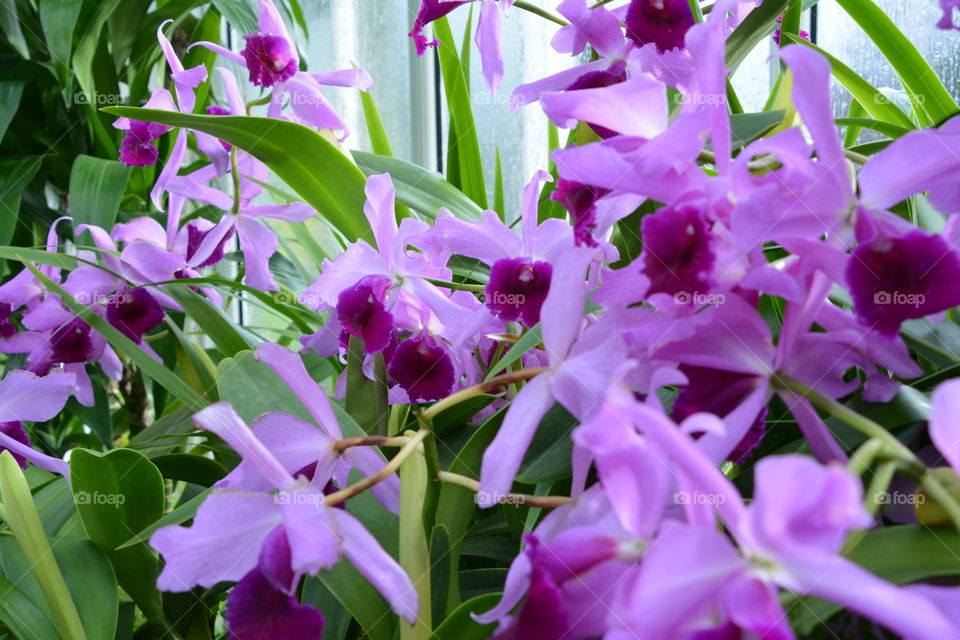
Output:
[423,277,487,292]
[400,430,432,639]
[333,435,411,453]
[438,471,573,508]
[420,367,549,420]
[847,438,884,476]
[325,430,429,506]
[513,1,569,26]
[230,147,241,215]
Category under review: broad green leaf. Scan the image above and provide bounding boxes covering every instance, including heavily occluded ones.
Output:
[432,394,497,436]
[842,99,868,147]
[782,34,915,129]
[792,525,960,632]
[0,0,29,58]
[0,81,24,145]
[399,440,432,640]
[0,158,42,248]
[353,151,483,221]
[217,350,314,424]
[116,489,209,550]
[24,262,208,411]
[152,453,228,486]
[70,448,166,622]
[433,17,487,208]
[516,403,577,484]
[430,525,452,622]
[0,574,61,640]
[68,155,131,230]
[210,0,258,33]
[129,406,197,458]
[39,0,83,83]
[429,593,499,640]
[834,0,958,125]
[729,110,786,148]
[50,537,119,640]
[103,108,371,241]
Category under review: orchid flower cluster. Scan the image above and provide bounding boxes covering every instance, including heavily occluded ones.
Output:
[3,0,960,639]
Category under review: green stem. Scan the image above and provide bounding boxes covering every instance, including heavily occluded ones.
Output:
[230,147,241,215]
[844,149,871,165]
[0,453,88,640]
[324,430,429,506]
[847,438,884,476]
[438,471,573,508]
[244,93,273,113]
[919,470,960,533]
[421,367,549,420]
[865,461,897,517]
[400,430,432,639]
[513,1,569,26]
[423,277,487,292]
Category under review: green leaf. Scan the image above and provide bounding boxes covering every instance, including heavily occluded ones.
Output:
[729,111,786,148]
[24,262,208,411]
[217,350,314,424]
[792,525,960,632]
[725,0,788,72]
[0,574,61,640]
[163,285,253,357]
[835,117,910,141]
[152,453,228,486]
[0,158,42,248]
[360,91,394,156]
[516,403,577,484]
[399,438,432,640]
[430,525,452,623]
[39,0,83,83]
[484,325,542,381]
[429,594,500,640]
[493,146,505,219]
[116,489,209,550]
[69,448,166,622]
[209,0,258,33]
[0,0,29,58]
[346,336,389,436]
[68,155,131,230]
[834,0,958,125]
[353,151,483,221]
[129,406,196,458]
[50,537,119,640]
[433,17,487,208]
[432,394,497,437]
[0,81,24,145]
[781,34,915,129]
[0,452,87,640]
[102,108,371,241]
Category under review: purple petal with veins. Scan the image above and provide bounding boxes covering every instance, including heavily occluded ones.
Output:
[485,257,553,326]
[0,302,16,339]
[241,33,298,87]
[225,567,324,640]
[119,121,161,167]
[409,0,471,56]
[185,220,232,268]
[387,333,455,402]
[336,275,395,355]
[641,202,715,298]
[48,318,94,364]
[625,0,696,52]
[561,61,628,139]
[846,230,960,337]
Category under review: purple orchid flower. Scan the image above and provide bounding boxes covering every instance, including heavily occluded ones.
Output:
[114,21,228,209]
[0,370,77,475]
[410,0,515,93]
[150,402,418,625]
[166,150,314,292]
[193,0,371,138]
